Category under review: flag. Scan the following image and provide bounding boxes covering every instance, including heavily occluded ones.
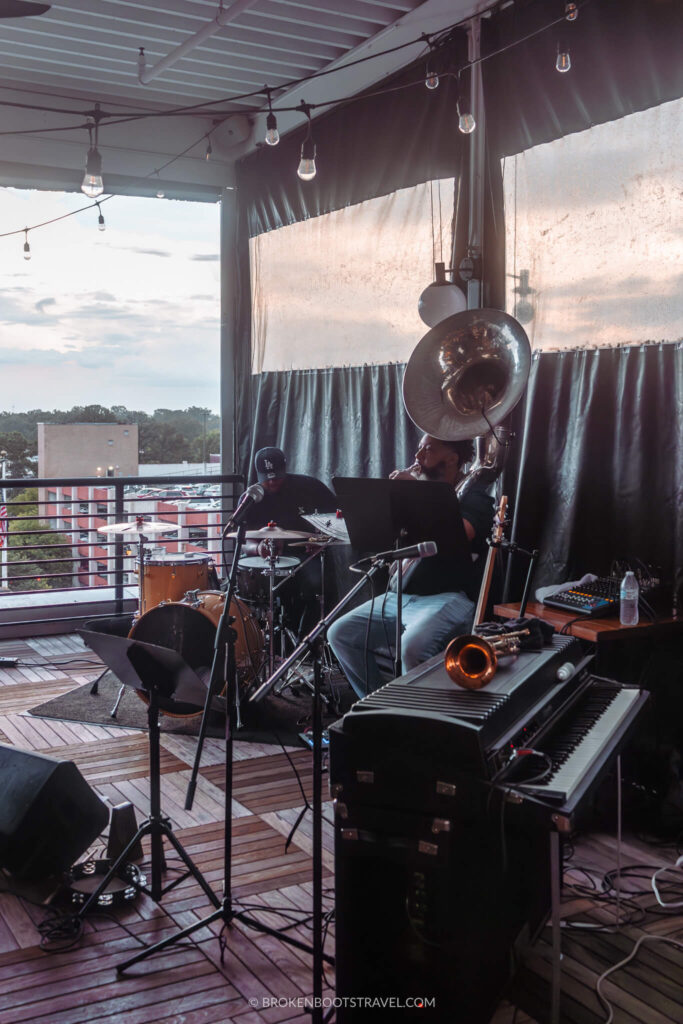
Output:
[0,504,7,549]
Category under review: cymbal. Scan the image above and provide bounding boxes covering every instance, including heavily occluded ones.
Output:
[98,520,177,536]
[227,525,311,541]
[239,555,300,573]
[301,513,351,544]
[288,534,346,548]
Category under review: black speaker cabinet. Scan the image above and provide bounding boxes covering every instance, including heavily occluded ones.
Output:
[329,717,551,1023]
[0,744,109,879]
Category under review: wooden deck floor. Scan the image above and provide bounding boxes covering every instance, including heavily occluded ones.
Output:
[1,634,682,1023]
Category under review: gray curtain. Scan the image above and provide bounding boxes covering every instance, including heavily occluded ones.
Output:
[247,364,420,487]
[503,341,683,596]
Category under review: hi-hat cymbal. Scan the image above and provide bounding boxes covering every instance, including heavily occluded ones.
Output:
[98,520,177,536]
[227,525,311,541]
[288,534,346,548]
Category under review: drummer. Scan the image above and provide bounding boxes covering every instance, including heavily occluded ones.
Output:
[243,447,337,634]
[245,447,336,535]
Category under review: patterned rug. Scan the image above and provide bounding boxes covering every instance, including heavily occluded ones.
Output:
[28,670,349,745]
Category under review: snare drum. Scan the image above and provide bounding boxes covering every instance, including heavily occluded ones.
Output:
[137,553,213,614]
[129,591,263,717]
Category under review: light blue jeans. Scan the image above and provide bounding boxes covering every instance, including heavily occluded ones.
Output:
[327,590,475,699]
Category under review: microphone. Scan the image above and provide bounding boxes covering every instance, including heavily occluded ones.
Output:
[371,541,438,562]
[224,483,264,531]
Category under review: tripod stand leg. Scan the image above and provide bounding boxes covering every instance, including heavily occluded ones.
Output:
[163,827,221,910]
[117,904,227,973]
[110,683,125,718]
[89,668,107,696]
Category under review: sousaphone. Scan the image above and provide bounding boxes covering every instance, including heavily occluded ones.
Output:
[402,308,531,442]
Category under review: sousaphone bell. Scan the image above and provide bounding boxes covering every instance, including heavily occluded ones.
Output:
[402,308,531,441]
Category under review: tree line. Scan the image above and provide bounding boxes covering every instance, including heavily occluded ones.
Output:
[0,405,220,478]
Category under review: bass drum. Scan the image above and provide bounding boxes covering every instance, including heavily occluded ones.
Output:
[129,591,263,717]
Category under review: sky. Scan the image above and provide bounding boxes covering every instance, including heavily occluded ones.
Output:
[0,188,220,414]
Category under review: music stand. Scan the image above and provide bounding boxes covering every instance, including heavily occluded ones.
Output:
[76,630,221,920]
[332,476,475,674]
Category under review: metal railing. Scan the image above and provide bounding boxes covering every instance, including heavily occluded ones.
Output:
[0,472,244,636]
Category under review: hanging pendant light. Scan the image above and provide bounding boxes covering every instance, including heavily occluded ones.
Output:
[418,263,467,328]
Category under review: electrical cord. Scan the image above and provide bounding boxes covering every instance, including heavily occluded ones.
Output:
[651,854,683,909]
[596,934,683,1024]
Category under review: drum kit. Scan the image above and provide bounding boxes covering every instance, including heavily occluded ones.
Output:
[97,514,346,718]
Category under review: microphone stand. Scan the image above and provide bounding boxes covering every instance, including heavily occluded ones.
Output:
[185,513,246,812]
[394,555,403,678]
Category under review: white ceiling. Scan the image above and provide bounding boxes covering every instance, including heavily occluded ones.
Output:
[0,0,483,199]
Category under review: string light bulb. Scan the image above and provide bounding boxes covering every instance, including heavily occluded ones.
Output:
[425,61,439,90]
[556,43,571,72]
[265,89,280,145]
[297,106,316,181]
[155,171,165,199]
[23,229,31,261]
[457,99,476,134]
[82,145,104,197]
[205,138,212,160]
[81,109,104,198]
[96,202,105,232]
[565,2,578,21]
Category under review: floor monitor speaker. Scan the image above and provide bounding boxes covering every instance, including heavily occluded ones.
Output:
[0,744,109,879]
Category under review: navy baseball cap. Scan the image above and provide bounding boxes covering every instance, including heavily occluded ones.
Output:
[255,447,286,482]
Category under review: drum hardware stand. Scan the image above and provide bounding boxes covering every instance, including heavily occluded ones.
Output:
[271,541,335,706]
[119,520,329,986]
[75,633,221,925]
[248,560,387,1022]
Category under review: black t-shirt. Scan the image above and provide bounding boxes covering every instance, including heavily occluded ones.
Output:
[403,481,494,600]
[245,473,337,533]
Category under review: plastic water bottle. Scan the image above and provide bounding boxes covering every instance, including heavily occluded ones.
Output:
[619,571,639,626]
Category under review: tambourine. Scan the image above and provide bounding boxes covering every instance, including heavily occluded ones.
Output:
[64,858,146,909]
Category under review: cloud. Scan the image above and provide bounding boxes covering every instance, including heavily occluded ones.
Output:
[35,297,57,313]
[0,295,58,326]
[67,303,141,321]
[191,254,219,262]
[131,248,172,258]
[0,345,64,366]
[92,290,116,301]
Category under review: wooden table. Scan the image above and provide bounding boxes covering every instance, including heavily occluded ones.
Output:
[493,600,660,643]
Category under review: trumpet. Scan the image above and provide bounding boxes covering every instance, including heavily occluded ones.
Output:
[444,629,530,689]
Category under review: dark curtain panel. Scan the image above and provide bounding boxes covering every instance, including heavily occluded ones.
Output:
[236,0,682,239]
[502,342,683,599]
[236,34,469,237]
[247,364,420,487]
[483,0,683,159]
